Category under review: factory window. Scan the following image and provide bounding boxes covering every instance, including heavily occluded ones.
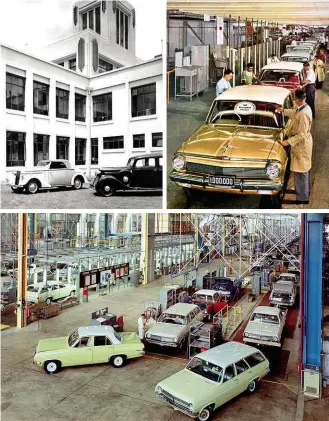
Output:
[93,92,112,122]
[88,9,94,30]
[131,83,156,118]
[133,134,145,149]
[95,6,101,34]
[6,131,26,167]
[152,132,163,147]
[75,93,86,122]
[56,88,69,119]
[91,138,98,165]
[116,9,129,49]
[56,136,70,160]
[33,134,49,166]
[99,58,114,73]
[6,73,26,111]
[75,138,86,165]
[103,136,124,150]
[82,12,87,29]
[33,81,49,116]
[69,57,77,71]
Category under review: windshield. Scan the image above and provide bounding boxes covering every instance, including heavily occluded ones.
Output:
[114,330,122,342]
[158,313,186,325]
[127,158,134,166]
[37,161,50,167]
[260,70,300,83]
[251,313,279,324]
[193,294,213,301]
[282,56,308,62]
[68,329,79,347]
[186,357,223,383]
[208,100,282,128]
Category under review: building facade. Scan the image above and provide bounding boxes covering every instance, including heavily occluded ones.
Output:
[0,0,163,181]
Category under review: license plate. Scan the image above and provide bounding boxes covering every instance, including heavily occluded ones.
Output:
[208,176,235,187]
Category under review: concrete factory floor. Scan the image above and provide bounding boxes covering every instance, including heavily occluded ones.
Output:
[0,262,325,421]
[167,65,329,210]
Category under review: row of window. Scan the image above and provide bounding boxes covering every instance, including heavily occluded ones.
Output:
[6,73,157,122]
[6,131,163,167]
[82,6,101,34]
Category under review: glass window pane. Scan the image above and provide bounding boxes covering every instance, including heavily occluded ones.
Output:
[131,83,156,118]
[89,9,94,30]
[82,13,87,29]
[125,14,128,49]
[95,7,100,34]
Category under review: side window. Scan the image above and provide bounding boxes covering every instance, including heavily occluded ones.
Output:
[79,337,90,347]
[214,293,219,301]
[148,158,156,167]
[159,157,163,167]
[223,364,236,383]
[235,359,249,375]
[245,352,265,368]
[59,284,66,288]
[105,336,112,345]
[135,159,145,168]
[186,314,191,324]
[51,285,59,290]
[50,161,67,169]
[40,287,49,293]
[93,336,107,346]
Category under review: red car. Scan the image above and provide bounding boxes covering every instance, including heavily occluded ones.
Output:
[259,61,304,97]
[192,289,221,321]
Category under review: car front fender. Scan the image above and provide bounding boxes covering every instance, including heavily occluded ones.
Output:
[97,175,129,190]
[22,174,51,188]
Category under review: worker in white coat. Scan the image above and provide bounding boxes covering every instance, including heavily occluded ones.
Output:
[137,314,146,339]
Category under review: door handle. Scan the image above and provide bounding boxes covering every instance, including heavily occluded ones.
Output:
[234,378,239,382]
[248,371,252,373]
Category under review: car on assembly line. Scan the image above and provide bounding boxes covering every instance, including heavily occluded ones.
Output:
[26,281,76,304]
[269,280,297,307]
[191,289,221,321]
[155,341,270,421]
[8,160,88,194]
[259,62,304,96]
[280,51,311,63]
[170,85,295,208]
[33,325,145,374]
[91,152,162,197]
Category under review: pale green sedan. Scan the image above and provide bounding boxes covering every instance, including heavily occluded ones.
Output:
[34,325,145,374]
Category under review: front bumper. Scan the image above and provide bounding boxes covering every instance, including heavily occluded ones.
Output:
[243,337,281,347]
[170,170,283,195]
[146,338,178,347]
[270,298,293,306]
[157,393,198,418]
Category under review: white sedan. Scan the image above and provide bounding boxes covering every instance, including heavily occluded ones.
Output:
[26,281,76,304]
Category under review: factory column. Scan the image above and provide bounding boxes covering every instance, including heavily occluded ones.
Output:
[17,214,28,328]
[141,214,156,284]
[193,214,199,266]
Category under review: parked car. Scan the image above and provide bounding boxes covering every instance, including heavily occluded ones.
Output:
[269,280,297,307]
[33,325,144,374]
[259,62,303,96]
[155,341,270,421]
[170,85,294,207]
[144,303,204,349]
[26,281,76,304]
[191,289,220,321]
[8,160,88,194]
[280,51,311,63]
[91,153,162,197]
[243,306,287,347]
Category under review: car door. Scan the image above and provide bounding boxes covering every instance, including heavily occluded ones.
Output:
[216,364,240,407]
[67,336,93,366]
[131,158,152,188]
[151,157,162,188]
[234,359,252,394]
[92,335,114,364]
[48,161,70,186]
[244,352,269,380]
[58,282,71,299]
[49,285,60,300]
[38,286,51,302]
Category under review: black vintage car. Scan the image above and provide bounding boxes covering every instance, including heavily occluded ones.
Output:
[91,153,163,197]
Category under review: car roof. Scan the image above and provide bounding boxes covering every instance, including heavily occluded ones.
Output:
[78,325,115,337]
[281,51,309,57]
[261,62,303,72]
[197,341,261,366]
[215,85,291,105]
[253,306,281,316]
[275,281,294,288]
[164,303,199,315]
[194,289,219,295]
[131,153,162,159]
[279,272,296,277]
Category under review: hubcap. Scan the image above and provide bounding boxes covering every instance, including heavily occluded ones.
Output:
[104,185,111,192]
[249,382,255,391]
[199,409,210,421]
[114,357,123,365]
[75,179,81,188]
[47,362,57,372]
[29,183,37,193]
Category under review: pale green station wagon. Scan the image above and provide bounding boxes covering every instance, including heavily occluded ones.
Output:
[34,325,144,374]
[155,341,270,421]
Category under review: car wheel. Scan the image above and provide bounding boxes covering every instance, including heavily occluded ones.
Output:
[99,182,116,197]
[111,355,126,368]
[44,360,61,374]
[45,297,52,305]
[197,407,214,421]
[72,177,83,190]
[26,180,40,194]
[246,379,258,394]
[11,186,24,193]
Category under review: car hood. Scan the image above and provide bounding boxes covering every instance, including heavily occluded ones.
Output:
[158,369,217,400]
[180,124,280,161]
[121,332,143,344]
[148,322,184,337]
[244,321,279,337]
[36,337,69,352]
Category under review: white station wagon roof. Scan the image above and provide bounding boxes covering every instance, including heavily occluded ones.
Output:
[253,306,281,316]
[78,325,115,337]
[215,85,290,105]
[164,303,199,315]
[197,341,261,366]
[261,62,303,72]
[275,281,294,290]
[281,51,310,58]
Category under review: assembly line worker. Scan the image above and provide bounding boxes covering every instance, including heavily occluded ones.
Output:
[215,69,233,97]
[277,89,313,204]
[313,55,326,89]
[137,313,146,339]
[300,62,316,119]
[241,63,261,85]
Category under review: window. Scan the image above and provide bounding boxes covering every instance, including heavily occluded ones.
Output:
[152,132,163,147]
[33,81,49,115]
[95,6,101,34]
[6,73,25,111]
[58,62,64,67]
[50,161,67,169]
[75,138,86,165]
[133,134,145,148]
[6,131,25,167]
[99,58,114,73]
[116,9,129,49]
[69,58,76,71]
[56,88,69,119]
[33,134,49,166]
[93,93,112,122]
[148,158,156,167]
[56,136,70,160]
[245,353,266,368]
[75,93,86,122]
[82,12,87,29]
[93,336,106,346]
[91,138,98,165]
[40,287,49,293]
[235,359,249,375]
[79,337,90,347]
[88,9,94,30]
[103,136,124,150]
[135,158,146,168]
[223,364,236,382]
[131,83,156,118]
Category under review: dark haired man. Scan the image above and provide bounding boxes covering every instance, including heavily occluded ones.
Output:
[216,69,233,96]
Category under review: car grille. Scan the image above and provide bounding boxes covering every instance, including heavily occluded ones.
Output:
[186,162,266,178]
[150,335,174,343]
[247,334,276,341]
[161,390,191,412]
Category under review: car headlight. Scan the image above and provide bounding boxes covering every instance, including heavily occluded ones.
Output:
[156,386,162,395]
[173,337,177,342]
[172,155,186,171]
[95,170,101,175]
[266,162,281,179]
[188,403,193,411]
[146,333,150,339]
[273,336,279,342]
[244,332,249,337]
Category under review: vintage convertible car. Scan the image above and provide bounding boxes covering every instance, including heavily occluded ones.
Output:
[259,62,303,95]
[91,152,162,197]
[170,85,294,207]
[8,160,88,194]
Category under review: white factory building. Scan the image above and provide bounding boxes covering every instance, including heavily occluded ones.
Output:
[0,0,163,181]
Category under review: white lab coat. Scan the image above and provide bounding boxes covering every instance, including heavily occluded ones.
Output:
[138,317,145,339]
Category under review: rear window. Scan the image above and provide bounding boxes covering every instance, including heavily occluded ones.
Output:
[245,352,266,368]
